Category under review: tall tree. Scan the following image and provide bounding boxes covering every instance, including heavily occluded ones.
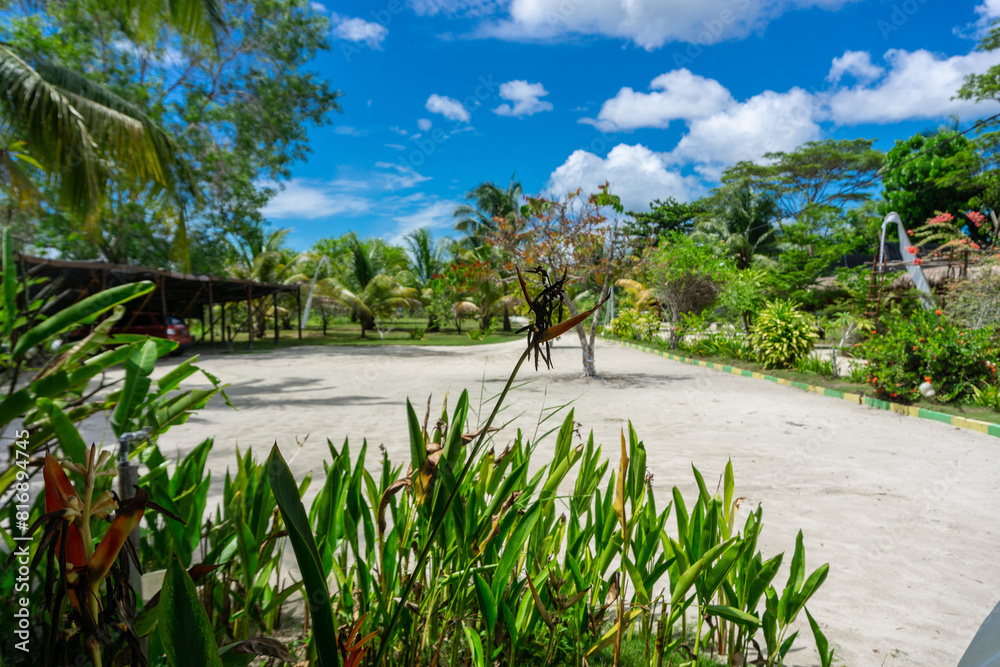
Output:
[453,175,523,246]
[319,235,415,337]
[879,129,984,227]
[721,139,884,223]
[0,0,225,219]
[957,22,1000,210]
[3,0,340,271]
[403,227,449,330]
[623,196,708,252]
[500,185,630,377]
[692,181,779,270]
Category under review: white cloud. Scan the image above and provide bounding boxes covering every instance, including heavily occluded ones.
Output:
[827,50,884,84]
[826,48,1000,125]
[407,0,500,17]
[375,162,433,189]
[493,80,554,117]
[387,200,459,244]
[477,0,859,51]
[262,180,370,220]
[310,1,327,12]
[546,144,702,211]
[426,94,471,122]
[978,0,1000,20]
[417,118,433,131]
[670,88,821,167]
[330,14,388,48]
[583,69,733,131]
[334,125,365,136]
[389,126,409,136]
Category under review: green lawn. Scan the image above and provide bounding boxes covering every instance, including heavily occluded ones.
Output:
[189,316,523,352]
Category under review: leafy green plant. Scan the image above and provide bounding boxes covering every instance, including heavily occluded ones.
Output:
[682,332,752,361]
[607,307,660,341]
[750,299,818,369]
[794,355,835,378]
[409,325,426,340]
[971,383,1000,411]
[858,308,998,403]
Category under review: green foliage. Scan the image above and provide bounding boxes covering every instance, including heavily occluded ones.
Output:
[722,138,884,221]
[717,267,776,332]
[794,354,836,378]
[624,196,709,252]
[749,300,818,369]
[5,0,340,271]
[681,331,752,361]
[255,399,830,667]
[858,309,999,403]
[607,308,659,341]
[971,383,1000,412]
[879,130,984,227]
[692,181,779,270]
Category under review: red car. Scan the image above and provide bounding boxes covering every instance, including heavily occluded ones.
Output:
[114,312,195,351]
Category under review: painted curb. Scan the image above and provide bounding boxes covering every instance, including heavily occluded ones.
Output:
[605,338,1000,440]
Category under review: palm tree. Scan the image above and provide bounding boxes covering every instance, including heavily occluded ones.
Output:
[322,235,418,337]
[403,227,448,330]
[693,181,779,270]
[453,175,523,246]
[228,228,305,335]
[0,0,224,219]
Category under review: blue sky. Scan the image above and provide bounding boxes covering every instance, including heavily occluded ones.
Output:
[262,0,1000,249]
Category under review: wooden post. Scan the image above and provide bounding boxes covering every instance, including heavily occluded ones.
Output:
[246,286,254,350]
[208,283,216,354]
[296,288,302,340]
[220,300,227,347]
[273,292,279,345]
[159,277,168,322]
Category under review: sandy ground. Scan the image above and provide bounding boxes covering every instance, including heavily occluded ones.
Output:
[91,338,999,666]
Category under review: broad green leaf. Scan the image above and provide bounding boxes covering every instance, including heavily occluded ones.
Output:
[806,608,833,667]
[493,503,539,601]
[474,573,498,633]
[267,445,340,667]
[704,604,760,629]
[36,398,86,463]
[407,398,426,471]
[463,625,486,667]
[13,281,154,357]
[670,538,735,608]
[159,559,223,667]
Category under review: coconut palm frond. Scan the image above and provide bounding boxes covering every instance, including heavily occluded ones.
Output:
[122,0,227,51]
[0,139,43,208]
[0,46,184,218]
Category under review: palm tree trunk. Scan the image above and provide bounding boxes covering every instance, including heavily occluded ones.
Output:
[502,304,511,332]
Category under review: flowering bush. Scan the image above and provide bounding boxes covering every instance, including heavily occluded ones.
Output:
[857,309,999,403]
[749,299,818,368]
[607,307,660,341]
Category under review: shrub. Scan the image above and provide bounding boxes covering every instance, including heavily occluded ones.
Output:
[682,332,752,361]
[795,354,836,377]
[750,299,818,368]
[971,383,1000,411]
[858,309,998,403]
[410,325,426,340]
[607,307,660,341]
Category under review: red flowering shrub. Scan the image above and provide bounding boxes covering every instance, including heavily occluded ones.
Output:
[858,309,999,403]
